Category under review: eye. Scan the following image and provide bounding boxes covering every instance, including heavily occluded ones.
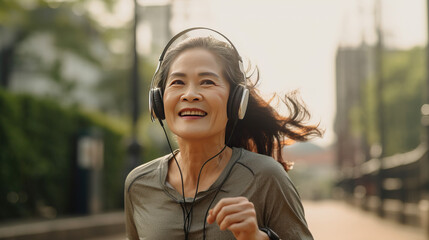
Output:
[201,79,216,85]
[170,79,184,85]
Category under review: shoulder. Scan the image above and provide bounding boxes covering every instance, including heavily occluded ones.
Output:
[124,153,170,193]
[234,148,297,193]
[235,148,286,177]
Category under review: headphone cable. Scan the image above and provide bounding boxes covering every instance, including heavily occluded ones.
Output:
[202,119,238,239]
[184,145,227,235]
[182,118,238,236]
[160,119,228,239]
[159,120,189,238]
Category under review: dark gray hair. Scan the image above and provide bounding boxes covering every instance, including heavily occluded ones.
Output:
[156,36,246,95]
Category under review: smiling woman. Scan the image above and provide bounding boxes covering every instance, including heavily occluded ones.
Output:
[125,28,322,240]
[163,48,230,141]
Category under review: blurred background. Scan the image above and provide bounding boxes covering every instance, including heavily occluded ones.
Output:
[0,0,428,239]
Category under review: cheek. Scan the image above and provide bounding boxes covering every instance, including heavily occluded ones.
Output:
[162,92,177,117]
[213,95,229,119]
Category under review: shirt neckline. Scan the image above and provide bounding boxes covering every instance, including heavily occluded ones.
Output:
[160,147,242,203]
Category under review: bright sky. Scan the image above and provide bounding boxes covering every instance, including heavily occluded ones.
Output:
[89,0,427,147]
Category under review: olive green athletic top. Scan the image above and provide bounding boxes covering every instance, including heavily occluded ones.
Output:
[125,147,313,240]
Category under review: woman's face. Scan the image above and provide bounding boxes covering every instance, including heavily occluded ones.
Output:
[163,48,230,142]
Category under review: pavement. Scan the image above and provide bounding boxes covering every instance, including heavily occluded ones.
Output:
[0,212,124,240]
[304,200,428,240]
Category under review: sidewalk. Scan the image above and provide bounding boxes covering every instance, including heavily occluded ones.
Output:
[304,200,428,240]
[0,212,124,240]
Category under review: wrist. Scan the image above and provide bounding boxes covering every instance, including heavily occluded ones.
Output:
[258,229,270,240]
[259,227,280,240]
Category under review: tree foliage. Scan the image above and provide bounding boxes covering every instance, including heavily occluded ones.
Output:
[0,88,127,220]
[0,0,166,221]
[0,0,155,115]
[350,47,425,156]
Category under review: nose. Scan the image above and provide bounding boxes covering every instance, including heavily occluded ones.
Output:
[180,85,201,102]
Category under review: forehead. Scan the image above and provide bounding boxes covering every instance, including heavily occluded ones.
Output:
[169,48,223,74]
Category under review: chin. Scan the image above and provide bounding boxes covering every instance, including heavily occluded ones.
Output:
[172,127,225,142]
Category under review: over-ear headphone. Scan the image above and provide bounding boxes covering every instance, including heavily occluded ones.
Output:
[148,27,250,123]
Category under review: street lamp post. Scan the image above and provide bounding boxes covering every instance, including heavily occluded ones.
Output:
[128,0,142,172]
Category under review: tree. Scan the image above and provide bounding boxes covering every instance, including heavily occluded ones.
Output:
[0,0,155,115]
[351,47,425,156]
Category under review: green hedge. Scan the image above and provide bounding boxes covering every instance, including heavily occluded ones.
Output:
[0,89,127,221]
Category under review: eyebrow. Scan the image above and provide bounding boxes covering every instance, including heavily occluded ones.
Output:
[168,71,220,79]
[169,72,186,79]
[198,72,220,79]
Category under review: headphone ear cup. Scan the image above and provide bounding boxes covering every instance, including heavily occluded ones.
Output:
[227,86,239,121]
[227,85,245,122]
[238,88,249,120]
[150,88,165,120]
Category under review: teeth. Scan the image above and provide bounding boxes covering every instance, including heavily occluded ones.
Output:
[180,110,207,116]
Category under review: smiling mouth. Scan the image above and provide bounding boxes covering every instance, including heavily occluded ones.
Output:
[179,110,207,117]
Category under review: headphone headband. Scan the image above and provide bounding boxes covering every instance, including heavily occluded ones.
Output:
[150,27,243,90]
[158,27,242,62]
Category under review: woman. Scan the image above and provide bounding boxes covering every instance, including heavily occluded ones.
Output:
[125,31,322,240]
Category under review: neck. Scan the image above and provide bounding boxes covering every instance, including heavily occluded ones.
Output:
[167,134,233,197]
[168,137,232,190]
[175,138,228,182]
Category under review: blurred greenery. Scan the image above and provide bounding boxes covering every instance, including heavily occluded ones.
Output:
[0,0,167,221]
[350,47,425,156]
[1,0,101,89]
[0,0,156,115]
[0,89,127,220]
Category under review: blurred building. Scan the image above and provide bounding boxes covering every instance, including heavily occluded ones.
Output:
[137,3,172,58]
[137,0,211,60]
[9,32,105,109]
[335,42,374,174]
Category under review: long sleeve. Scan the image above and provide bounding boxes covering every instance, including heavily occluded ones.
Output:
[263,169,313,240]
[124,175,139,240]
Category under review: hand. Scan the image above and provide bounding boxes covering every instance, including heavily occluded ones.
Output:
[206,197,269,240]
